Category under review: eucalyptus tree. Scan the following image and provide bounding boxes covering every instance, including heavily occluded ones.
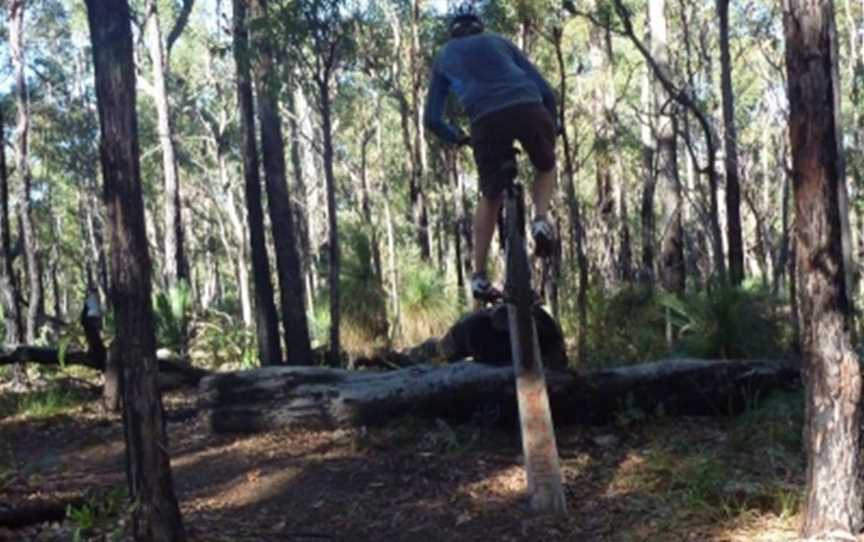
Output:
[548,23,588,364]
[143,0,184,288]
[84,0,185,538]
[0,105,22,385]
[9,0,42,344]
[649,0,684,294]
[717,0,743,286]
[276,0,357,362]
[611,0,725,282]
[784,0,863,536]
[382,0,432,261]
[231,0,282,365]
[249,0,312,364]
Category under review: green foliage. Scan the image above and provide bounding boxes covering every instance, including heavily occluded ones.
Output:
[9,383,89,419]
[310,302,331,351]
[340,224,388,354]
[578,282,792,366]
[66,486,128,542]
[190,310,257,370]
[622,418,803,523]
[582,284,669,367]
[660,285,788,359]
[398,253,457,347]
[153,280,191,354]
[730,390,803,459]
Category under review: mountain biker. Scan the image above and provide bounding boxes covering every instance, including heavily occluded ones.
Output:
[424,6,558,302]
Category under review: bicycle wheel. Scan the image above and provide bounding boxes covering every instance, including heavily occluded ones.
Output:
[504,185,567,514]
[505,191,535,369]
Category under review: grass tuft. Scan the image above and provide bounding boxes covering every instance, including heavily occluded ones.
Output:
[6,383,91,419]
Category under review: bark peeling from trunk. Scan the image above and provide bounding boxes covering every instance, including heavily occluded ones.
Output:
[784,0,863,536]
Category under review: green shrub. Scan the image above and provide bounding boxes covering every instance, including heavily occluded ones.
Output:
[660,285,789,359]
[730,390,803,459]
[340,225,388,354]
[13,383,89,418]
[153,280,191,354]
[190,309,256,369]
[398,253,457,347]
[310,302,331,350]
[67,486,127,542]
[582,283,669,367]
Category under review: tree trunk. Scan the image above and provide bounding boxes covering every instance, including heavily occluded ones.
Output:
[358,130,383,285]
[200,359,798,434]
[773,160,792,296]
[551,27,588,365]
[287,88,314,306]
[718,0,744,286]
[784,0,864,536]
[616,155,634,283]
[320,79,341,363]
[0,105,22,348]
[231,0,282,366]
[222,168,253,328]
[384,184,400,341]
[613,0,726,282]
[145,0,188,291]
[203,44,254,328]
[590,16,618,288]
[81,289,117,409]
[9,0,42,345]
[639,70,657,284]
[84,1,186,539]
[651,0,685,294]
[0,99,24,388]
[410,0,431,261]
[388,13,429,262]
[249,0,311,365]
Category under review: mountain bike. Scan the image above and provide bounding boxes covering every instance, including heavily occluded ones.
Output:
[490,149,568,514]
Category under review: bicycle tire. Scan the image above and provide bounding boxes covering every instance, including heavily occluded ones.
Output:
[503,185,567,514]
[505,192,535,369]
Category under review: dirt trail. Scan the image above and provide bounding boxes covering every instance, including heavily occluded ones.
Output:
[0,389,799,541]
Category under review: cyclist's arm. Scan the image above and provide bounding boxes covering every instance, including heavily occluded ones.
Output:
[505,38,558,123]
[423,67,462,144]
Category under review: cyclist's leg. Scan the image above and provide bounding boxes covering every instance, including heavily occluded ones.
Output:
[473,193,503,275]
[532,165,556,220]
[469,108,516,297]
[514,103,556,215]
[515,104,557,255]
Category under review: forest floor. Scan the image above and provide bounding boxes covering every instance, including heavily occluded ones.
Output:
[0,373,818,542]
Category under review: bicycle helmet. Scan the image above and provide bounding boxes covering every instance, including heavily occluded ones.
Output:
[449,3,484,38]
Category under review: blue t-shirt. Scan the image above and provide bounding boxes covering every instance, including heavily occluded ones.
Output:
[424,33,557,144]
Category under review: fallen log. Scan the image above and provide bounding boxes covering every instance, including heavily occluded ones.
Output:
[0,497,85,529]
[0,346,208,386]
[200,358,800,434]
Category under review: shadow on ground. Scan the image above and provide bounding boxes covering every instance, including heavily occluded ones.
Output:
[0,386,804,542]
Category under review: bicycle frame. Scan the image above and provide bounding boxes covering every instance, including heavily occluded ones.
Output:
[498,157,567,514]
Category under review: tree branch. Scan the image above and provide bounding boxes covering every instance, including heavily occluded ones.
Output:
[166,0,197,57]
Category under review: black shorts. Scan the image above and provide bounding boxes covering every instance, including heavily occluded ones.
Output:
[470,102,556,199]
